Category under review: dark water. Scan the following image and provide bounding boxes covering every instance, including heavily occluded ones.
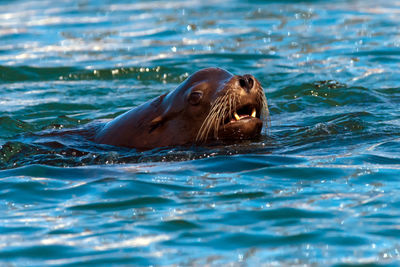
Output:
[1,0,400,265]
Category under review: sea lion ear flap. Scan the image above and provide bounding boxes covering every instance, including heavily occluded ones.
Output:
[148,93,168,133]
[149,115,164,133]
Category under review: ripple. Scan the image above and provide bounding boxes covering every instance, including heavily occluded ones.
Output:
[212,208,334,227]
[2,0,400,265]
[211,232,321,249]
[68,197,174,211]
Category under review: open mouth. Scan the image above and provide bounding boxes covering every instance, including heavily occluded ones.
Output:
[223,104,261,125]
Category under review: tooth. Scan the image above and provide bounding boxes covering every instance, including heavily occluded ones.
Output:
[251,108,256,118]
[234,112,240,121]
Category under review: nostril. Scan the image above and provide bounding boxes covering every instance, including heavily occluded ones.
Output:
[239,78,247,89]
[247,76,254,90]
[238,75,254,92]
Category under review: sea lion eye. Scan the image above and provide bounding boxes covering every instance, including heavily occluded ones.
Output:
[188,91,203,105]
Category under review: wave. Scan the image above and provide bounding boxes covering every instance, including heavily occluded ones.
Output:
[0,65,185,83]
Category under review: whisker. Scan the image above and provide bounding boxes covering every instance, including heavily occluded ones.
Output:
[258,89,271,132]
[196,86,269,143]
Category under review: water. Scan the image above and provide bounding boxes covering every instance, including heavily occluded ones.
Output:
[1,0,400,265]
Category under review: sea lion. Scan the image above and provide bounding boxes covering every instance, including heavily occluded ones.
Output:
[94,67,269,150]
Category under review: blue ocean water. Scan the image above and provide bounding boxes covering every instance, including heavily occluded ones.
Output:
[1,0,400,265]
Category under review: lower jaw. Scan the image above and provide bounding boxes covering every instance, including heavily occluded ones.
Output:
[216,119,263,140]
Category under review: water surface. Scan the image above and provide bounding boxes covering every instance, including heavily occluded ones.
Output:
[1,0,400,265]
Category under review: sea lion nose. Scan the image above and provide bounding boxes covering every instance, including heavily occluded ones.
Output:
[238,74,255,93]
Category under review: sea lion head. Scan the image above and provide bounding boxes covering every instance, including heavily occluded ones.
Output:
[95,67,269,149]
[148,67,269,147]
